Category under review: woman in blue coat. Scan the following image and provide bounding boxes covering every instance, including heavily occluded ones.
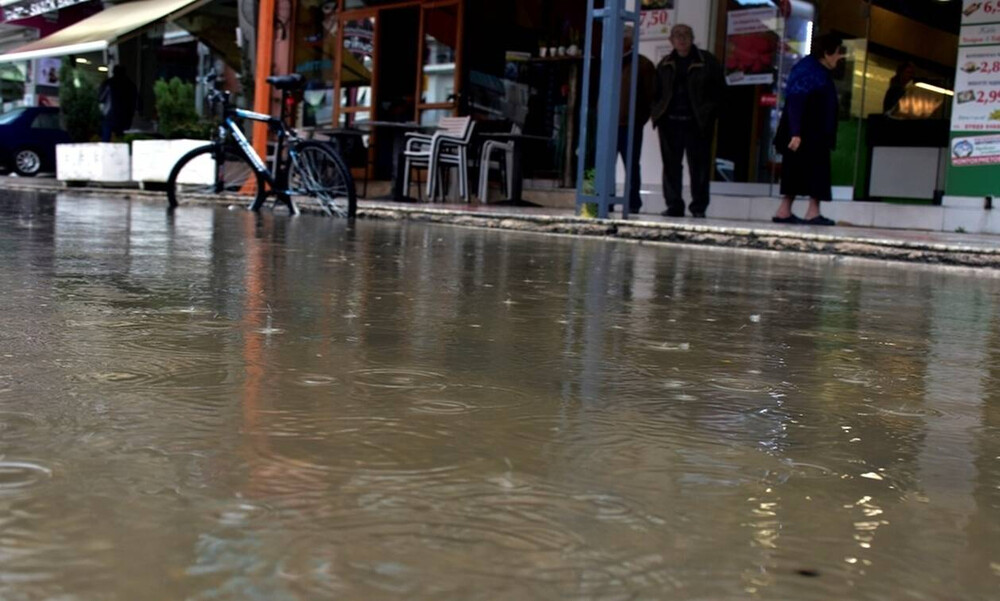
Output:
[773,34,846,226]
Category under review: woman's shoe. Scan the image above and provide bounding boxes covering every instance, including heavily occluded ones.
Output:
[804,215,835,226]
[772,214,803,224]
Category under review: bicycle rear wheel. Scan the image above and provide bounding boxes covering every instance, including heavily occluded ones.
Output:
[166,144,265,210]
[288,141,357,218]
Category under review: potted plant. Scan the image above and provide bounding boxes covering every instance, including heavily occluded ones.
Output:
[56,59,132,185]
[567,29,582,57]
[131,77,212,187]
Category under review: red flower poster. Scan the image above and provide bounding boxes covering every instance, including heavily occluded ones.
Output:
[724,7,780,86]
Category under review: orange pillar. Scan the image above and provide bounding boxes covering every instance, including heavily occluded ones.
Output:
[252,0,276,162]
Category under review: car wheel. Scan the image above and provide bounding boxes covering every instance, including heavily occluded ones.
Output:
[14,148,41,177]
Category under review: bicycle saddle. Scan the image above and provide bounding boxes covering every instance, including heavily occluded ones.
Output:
[267,74,305,91]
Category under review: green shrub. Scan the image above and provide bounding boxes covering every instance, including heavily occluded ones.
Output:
[59,59,100,142]
[122,132,160,145]
[582,168,597,195]
[580,169,598,218]
[153,77,207,139]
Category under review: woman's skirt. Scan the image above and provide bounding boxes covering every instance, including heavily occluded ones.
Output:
[779,145,832,200]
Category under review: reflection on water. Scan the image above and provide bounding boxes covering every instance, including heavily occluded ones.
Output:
[1,191,999,599]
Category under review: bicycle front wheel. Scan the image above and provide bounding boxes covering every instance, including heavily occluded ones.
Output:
[166,145,265,210]
[288,141,357,218]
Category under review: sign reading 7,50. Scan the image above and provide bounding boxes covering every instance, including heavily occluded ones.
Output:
[641,10,670,27]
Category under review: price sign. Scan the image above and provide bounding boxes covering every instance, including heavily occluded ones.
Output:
[961,23,1000,46]
[975,89,1000,103]
[961,0,1000,26]
[954,46,1000,131]
[640,9,674,41]
[950,2,1000,189]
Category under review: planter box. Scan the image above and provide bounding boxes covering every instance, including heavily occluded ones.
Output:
[56,143,131,183]
[131,139,210,184]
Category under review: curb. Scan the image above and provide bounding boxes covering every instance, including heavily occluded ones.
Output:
[5,181,1000,269]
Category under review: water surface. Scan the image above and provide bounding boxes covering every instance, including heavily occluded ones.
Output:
[1,192,999,600]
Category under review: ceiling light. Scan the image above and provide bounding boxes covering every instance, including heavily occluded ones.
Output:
[915,82,954,96]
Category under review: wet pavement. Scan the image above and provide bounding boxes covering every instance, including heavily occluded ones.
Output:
[1,190,1000,599]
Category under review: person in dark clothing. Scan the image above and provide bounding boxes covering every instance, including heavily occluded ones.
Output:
[883,61,915,114]
[650,24,725,218]
[98,65,138,142]
[773,33,846,226]
[617,27,657,214]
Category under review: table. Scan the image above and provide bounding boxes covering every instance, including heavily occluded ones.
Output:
[327,121,439,202]
[479,132,553,206]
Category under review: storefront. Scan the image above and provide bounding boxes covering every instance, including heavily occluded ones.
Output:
[270,1,719,192]
[275,0,594,184]
[290,0,463,129]
[0,1,105,110]
[0,0,244,129]
[711,0,965,205]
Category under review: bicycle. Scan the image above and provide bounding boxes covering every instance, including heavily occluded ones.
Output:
[166,73,356,219]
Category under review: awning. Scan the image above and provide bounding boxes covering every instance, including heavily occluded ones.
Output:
[0,0,210,63]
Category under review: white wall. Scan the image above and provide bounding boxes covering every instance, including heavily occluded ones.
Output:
[617,2,716,213]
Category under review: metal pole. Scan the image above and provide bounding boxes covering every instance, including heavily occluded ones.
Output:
[622,4,640,219]
[576,0,637,220]
[593,0,624,219]
[576,0,597,207]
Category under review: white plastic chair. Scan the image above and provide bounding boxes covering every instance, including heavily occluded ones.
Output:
[403,116,474,202]
[477,124,521,203]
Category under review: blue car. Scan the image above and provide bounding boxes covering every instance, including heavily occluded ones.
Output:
[0,106,72,177]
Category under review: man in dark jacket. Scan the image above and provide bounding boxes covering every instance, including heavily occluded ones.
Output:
[651,24,725,218]
[618,28,657,214]
[99,65,138,142]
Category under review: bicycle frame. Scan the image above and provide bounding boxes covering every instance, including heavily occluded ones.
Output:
[221,108,290,193]
[211,88,305,207]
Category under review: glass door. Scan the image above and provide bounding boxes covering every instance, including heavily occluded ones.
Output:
[337,11,377,128]
[416,0,462,125]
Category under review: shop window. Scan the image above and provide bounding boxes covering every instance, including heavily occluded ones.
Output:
[417,2,460,125]
[340,16,376,128]
[713,0,960,203]
[293,0,338,127]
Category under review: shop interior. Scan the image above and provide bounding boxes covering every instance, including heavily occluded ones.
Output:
[291,0,586,187]
[714,0,963,204]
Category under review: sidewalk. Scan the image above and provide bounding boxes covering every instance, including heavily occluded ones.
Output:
[4,176,1000,269]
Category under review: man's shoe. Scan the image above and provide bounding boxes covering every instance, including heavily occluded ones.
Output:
[691,211,706,219]
[772,214,804,224]
[804,215,836,226]
[661,209,685,217]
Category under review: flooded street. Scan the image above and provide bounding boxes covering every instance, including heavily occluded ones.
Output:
[1,191,999,600]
